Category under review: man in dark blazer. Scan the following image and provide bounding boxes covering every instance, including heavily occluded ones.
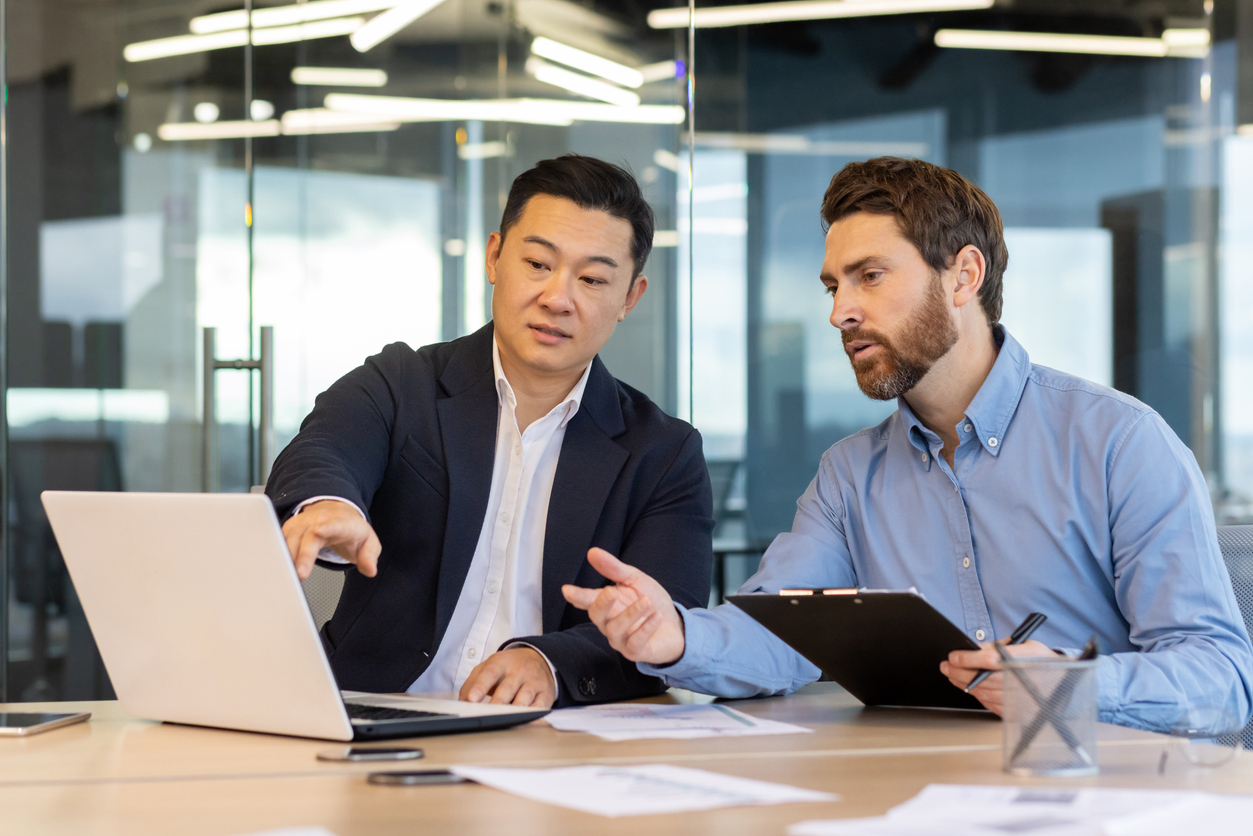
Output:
[267,155,713,709]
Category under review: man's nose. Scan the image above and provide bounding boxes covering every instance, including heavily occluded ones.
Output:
[538,272,575,313]
[829,286,862,331]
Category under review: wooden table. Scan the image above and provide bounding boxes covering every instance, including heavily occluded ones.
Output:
[1,683,1247,836]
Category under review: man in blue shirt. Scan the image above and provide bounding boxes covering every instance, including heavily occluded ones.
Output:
[562,157,1253,734]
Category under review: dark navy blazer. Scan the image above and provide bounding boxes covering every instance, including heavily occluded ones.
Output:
[266,323,714,706]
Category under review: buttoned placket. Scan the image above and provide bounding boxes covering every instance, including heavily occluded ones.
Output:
[908,420,995,645]
[452,382,577,684]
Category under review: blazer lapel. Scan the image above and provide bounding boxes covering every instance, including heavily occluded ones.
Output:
[541,357,628,633]
[433,326,498,643]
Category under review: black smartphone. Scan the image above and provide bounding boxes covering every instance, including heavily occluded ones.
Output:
[367,770,470,786]
[0,712,91,737]
[317,746,425,762]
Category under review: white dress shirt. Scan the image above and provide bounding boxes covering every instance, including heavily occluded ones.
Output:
[299,339,591,696]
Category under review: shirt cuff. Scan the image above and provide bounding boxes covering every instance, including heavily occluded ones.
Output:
[637,602,701,682]
[291,495,366,565]
[504,642,561,701]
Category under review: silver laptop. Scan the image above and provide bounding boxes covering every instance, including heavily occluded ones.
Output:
[41,491,548,741]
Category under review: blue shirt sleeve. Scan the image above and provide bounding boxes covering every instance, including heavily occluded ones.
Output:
[1099,412,1253,734]
[639,460,853,696]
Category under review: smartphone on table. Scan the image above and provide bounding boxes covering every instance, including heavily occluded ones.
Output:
[0,712,91,736]
[317,746,425,763]
[367,770,470,786]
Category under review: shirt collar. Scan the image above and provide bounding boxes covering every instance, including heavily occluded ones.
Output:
[492,338,592,430]
[896,325,1030,460]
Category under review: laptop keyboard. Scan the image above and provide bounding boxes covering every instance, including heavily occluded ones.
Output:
[345,703,454,722]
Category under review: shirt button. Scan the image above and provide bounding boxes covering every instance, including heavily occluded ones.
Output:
[962,556,970,568]
[975,630,986,641]
[920,453,928,463]
[487,581,500,594]
[963,423,973,432]
[500,510,510,522]
[514,443,522,456]
[467,647,478,659]
[988,437,999,448]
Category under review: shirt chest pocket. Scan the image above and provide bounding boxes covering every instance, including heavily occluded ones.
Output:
[399,434,449,500]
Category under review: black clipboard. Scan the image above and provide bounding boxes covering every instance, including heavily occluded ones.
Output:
[728,589,986,711]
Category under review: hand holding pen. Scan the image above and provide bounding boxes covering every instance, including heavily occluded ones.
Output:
[963,612,1048,693]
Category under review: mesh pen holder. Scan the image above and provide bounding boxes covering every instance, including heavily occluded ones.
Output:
[1002,657,1099,777]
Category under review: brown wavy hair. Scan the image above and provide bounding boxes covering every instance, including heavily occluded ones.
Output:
[821,157,1008,326]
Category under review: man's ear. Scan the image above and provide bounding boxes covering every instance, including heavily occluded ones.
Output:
[485,231,503,286]
[950,245,986,310]
[619,275,648,322]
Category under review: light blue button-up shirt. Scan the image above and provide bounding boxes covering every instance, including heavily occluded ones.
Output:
[645,328,1253,735]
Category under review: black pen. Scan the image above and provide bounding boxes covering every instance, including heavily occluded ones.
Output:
[963,612,1048,693]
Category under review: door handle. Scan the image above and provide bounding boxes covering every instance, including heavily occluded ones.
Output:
[202,325,275,492]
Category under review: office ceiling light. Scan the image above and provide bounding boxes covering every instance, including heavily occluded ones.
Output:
[639,60,682,83]
[124,30,248,62]
[291,66,389,86]
[193,102,221,124]
[525,57,641,107]
[125,17,363,62]
[530,37,644,88]
[648,0,994,30]
[157,120,282,141]
[350,0,447,52]
[1162,27,1212,57]
[325,93,575,124]
[325,92,685,125]
[457,141,510,160]
[191,0,396,34]
[933,28,1193,57]
[252,17,365,45]
[280,108,401,134]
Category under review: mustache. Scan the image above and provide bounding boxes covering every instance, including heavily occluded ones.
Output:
[841,327,893,351]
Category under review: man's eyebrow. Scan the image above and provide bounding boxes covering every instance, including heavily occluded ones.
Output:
[841,256,888,276]
[522,235,619,270]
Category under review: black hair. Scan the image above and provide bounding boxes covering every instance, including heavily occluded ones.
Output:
[499,154,654,280]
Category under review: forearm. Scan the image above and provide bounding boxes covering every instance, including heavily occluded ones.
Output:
[1096,638,1253,735]
[513,624,668,707]
[638,602,821,698]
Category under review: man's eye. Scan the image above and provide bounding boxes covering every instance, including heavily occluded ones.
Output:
[824,284,838,296]
[527,260,546,270]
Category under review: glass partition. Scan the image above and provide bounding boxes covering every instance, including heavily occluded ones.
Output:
[1,0,688,701]
[685,3,1251,595]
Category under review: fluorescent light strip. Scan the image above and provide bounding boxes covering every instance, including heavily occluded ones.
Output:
[280,108,401,134]
[325,93,685,125]
[934,29,1169,56]
[692,131,929,156]
[124,29,248,62]
[649,0,993,30]
[457,141,510,160]
[530,37,644,88]
[639,60,681,83]
[351,0,446,52]
[253,17,364,45]
[157,120,282,140]
[325,93,574,125]
[191,0,396,34]
[292,66,389,86]
[125,17,363,62]
[526,58,641,107]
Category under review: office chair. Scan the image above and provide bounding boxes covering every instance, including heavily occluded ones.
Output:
[250,485,344,630]
[1218,524,1253,749]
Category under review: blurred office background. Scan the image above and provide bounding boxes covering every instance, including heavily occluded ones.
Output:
[1,0,1250,701]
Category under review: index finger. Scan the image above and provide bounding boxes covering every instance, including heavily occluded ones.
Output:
[948,645,1000,669]
[586,547,642,585]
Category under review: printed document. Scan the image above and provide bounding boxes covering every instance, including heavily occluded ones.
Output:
[450,764,838,817]
[544,702,812,740]
[788,784,1205,836]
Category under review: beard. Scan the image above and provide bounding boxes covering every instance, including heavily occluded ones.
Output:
[842,274,959,401]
